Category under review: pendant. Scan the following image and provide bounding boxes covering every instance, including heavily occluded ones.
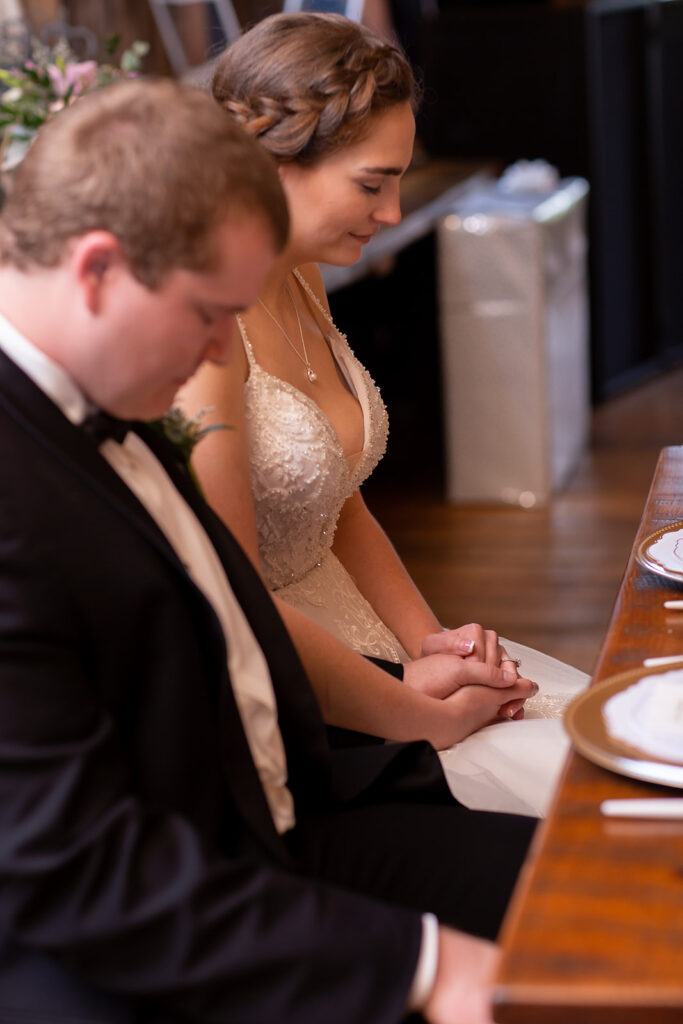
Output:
[307,368,318,383]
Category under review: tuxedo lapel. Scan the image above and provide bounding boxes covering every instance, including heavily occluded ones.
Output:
[142,422,333,818]
[134,420,333,807]
[0,349,187,577]
[165,471,333,814]
[0,350,291,864]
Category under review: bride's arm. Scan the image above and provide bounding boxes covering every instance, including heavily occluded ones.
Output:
[177,344,263,571]
[332,489,499,662]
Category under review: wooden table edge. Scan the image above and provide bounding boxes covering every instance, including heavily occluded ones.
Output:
[492,445,683,1018]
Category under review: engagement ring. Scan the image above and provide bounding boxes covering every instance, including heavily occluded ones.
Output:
[502,657,522,670]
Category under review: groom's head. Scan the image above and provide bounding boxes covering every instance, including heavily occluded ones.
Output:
[0,78,288,418]
[0,76,288,285]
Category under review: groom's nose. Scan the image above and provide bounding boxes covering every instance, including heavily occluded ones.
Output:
[204,316,236,365]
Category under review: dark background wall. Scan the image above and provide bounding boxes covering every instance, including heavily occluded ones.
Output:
[416,0,683,400]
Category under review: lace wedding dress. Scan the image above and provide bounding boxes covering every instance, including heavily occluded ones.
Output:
[239,270,589,817]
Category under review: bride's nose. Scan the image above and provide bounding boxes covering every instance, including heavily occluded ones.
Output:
[373,183,402,227]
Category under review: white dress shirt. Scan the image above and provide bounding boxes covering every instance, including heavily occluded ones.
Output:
[0,311,437,1008]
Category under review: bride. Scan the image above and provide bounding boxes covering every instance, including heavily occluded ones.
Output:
[179,11,588,817]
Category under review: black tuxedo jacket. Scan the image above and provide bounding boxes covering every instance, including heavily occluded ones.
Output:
[0,349,433,1024]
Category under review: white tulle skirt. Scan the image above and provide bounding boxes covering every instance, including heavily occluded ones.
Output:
[438,638,589,817]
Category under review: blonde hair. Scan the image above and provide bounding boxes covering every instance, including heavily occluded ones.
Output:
[0,77,288,287]
[212,12,417,165]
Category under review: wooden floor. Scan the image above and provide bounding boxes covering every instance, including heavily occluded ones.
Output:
[367,365,683,675]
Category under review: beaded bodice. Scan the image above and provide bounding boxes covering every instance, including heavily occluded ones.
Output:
[239,270,389,591]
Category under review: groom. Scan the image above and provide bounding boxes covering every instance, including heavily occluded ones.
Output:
[0,78,534,1024]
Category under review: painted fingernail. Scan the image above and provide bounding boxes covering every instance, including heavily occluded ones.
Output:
[460,640,475,653]
[503,670,516,682]
[531,682,539,694]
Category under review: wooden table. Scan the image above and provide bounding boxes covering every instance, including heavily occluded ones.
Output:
[494,445,683,1023]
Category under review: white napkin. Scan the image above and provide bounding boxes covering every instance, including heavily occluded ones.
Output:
[603,670,683,763]
[440,718,571,818]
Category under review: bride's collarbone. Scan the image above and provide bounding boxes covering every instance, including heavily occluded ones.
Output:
[248,320,364,456]
[248,308,349,398]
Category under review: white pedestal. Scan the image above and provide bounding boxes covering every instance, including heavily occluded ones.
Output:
[437,178,590,506]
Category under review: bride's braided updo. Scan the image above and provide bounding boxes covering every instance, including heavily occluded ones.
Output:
[212,12,417,165]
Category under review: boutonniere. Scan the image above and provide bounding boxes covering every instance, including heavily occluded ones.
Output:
[149,407,229,499]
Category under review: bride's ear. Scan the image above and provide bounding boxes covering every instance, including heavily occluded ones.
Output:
[70,231,124,313]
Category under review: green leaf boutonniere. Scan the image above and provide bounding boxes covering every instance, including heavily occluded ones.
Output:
[149,407,229,499]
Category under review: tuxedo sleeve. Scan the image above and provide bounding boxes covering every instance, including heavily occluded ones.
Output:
[366,655,405,680]
[0,510,422,1023]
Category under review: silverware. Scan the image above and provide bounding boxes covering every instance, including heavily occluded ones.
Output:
[601,799,683,819]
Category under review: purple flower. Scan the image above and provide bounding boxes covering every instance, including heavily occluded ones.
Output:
[46,60,97,98]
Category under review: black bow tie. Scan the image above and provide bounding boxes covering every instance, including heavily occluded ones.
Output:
[82,410,134,446]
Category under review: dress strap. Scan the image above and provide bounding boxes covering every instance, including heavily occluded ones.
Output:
[236,313,257,372]
[293,268,345,341]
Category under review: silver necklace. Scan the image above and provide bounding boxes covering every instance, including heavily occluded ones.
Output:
[258,281,318,383]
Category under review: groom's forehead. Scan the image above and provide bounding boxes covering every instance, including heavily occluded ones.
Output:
[197,214,277,284]
[133,215,273,314]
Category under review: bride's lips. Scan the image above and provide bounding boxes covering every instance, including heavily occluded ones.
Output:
[349,231,376,245]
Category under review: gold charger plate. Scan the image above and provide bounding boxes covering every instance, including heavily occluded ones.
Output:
[564,663,683,788]
[636,518,683,582]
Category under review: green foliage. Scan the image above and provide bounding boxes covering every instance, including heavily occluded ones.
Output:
[0,35,149,170]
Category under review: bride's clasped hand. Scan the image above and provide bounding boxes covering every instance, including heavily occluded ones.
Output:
[404,629,537,716]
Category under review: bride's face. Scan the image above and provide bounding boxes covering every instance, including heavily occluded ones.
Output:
[278,101,415,267]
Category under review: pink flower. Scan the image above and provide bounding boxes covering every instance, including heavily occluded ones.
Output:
[46,60,97,98]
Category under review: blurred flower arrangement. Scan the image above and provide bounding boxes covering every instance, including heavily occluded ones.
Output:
[0,34,149,170]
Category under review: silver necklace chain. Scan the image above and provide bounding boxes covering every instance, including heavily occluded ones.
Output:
[257,280,318,383]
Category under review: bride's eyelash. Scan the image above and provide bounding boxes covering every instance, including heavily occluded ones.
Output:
[360,183,381,195]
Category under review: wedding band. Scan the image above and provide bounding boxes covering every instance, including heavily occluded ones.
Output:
[501,657,521,669]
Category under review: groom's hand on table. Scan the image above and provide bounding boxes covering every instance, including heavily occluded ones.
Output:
[421,926,499,1024]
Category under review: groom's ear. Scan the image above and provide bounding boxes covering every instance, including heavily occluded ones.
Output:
[70,232,124,314]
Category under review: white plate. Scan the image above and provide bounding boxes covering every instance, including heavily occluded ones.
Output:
[636,519,683,583]
[565,664,683,788]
